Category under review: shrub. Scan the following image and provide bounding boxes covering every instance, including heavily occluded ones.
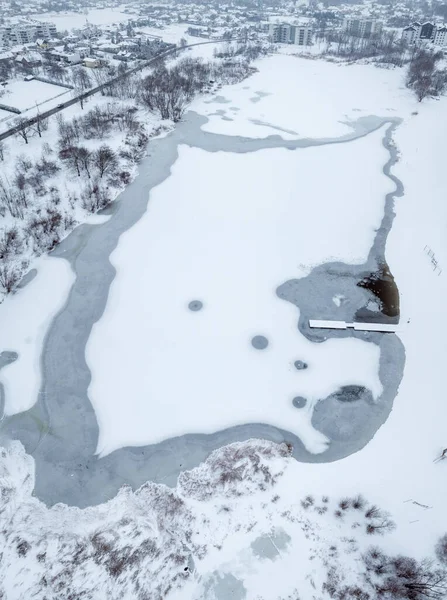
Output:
[352,495,366,510]
[339,498,351,511]
[301,495,315,509]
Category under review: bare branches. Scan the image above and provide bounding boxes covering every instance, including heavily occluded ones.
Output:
[0,262,21,293]
[32,110,49,138]
[14,117,32,145]
[93,145,118,179]
[407,50,446,102]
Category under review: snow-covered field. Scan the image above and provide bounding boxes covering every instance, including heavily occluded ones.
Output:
[1,53,447,598]
[1,79,70,113]
[33,7,132,30]
[195,54,414,138]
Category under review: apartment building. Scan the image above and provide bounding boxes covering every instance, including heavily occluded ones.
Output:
[7,23,36,45]
[343,18,383,38]
[35,21,57,39]
[268,23,312,46]
[401,25,418,44]
[401,21,446,46]
[0,21,57,48]
[433,26,447,46]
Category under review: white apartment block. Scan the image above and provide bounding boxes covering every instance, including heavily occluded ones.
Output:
[434,26,447,46]
[401,25,418,44]
[269,23,312,46]
[0,29,7,51]
[0,21,57,48]
[35,21,57,39]
[401,21,446,46]
[8,24,36,45]
[343,18,383,37]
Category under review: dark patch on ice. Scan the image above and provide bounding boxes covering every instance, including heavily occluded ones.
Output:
[292,397,307,409]
[0,351,18,371]
[205,95,231,104]
[249,90,271,103]
[203,572,246,600]
[294,360,308,370]
[251,528,291,559]
[357,262,399,318]
[332,385,368,402]
[251,335,269,350]
[312,385,377,442]
[188,300,203,312]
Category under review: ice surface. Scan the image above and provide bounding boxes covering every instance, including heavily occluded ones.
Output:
[86,131,390,456]
[193,54,414,139]
[0,256,74,415]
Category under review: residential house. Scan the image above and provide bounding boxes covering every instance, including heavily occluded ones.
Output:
[83,57,101,68]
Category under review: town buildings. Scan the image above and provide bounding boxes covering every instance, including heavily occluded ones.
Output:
[401,21,447,46]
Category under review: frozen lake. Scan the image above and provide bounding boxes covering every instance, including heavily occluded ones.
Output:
[0,55,406,507]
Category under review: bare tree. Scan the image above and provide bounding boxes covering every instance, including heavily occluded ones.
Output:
[47,62,65,83]
[407,50,443,102]
[0,141,5,161]
[57,114,80,149]
[59,146,82,176]
[14,170,29,210]
[72,67,92,109]
[32,109,49,138]
[380,558,447,600]
[0,176,24,219]
[0,262,21,293]
[78,146,92,178]
[14,117,32,144]
[80,179,111,212]
[0,227,22,259]
[91,67,110,94]
[93,145,118,178]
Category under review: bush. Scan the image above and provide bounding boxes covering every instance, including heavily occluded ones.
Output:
[0,261,21,293]
[339,498,351,511]
[301,495,315,509]
[352,495,366,510]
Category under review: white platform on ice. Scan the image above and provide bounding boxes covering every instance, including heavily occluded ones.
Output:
[309,319,399,333]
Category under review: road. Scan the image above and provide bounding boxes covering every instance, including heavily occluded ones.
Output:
[0,39,243,143]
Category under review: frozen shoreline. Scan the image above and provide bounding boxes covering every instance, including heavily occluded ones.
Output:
[1,111,405,508]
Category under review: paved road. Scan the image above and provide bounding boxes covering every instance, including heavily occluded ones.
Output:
[0,38,243,142]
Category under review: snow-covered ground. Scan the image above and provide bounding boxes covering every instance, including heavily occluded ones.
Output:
[0,257,74,414]
[1,53,447,598]
[0,96,162,417]
[33,7,132,30]
[0,79,70,113]
[0,440,445,600]
[195,54,414,139]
